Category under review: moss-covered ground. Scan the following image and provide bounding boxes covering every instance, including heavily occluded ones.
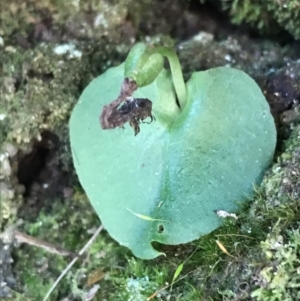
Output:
[1,0,300,300]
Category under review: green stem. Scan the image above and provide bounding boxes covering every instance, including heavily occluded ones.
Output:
[156,47,187,109]
[125,44,187,109]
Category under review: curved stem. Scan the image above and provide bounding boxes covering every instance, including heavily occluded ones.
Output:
[156,47,187,109]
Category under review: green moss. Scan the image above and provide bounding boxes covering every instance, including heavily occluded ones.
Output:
[268,0,300,39]
[220,0,300,39]
[1,43,82,144]
[222,0,274,31]
[12,191,124,300]
[251,226,300,301]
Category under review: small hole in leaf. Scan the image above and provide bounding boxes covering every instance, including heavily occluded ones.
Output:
[158,224,164,233]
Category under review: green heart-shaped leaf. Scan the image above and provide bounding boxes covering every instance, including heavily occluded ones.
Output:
[69,64,276,259]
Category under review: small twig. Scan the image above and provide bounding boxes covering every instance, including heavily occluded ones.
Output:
[42,224,104,301]
[0,228,76,257]
[215,234,254,239]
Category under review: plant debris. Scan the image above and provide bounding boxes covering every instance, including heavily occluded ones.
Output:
[100,78,155,135]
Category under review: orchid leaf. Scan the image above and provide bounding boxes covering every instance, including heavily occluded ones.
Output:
[69,61,276,259]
